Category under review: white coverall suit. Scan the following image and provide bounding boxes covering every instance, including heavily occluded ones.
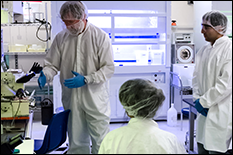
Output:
[98,118,187,154]
[42,21,115,154]
[192,36,232,153]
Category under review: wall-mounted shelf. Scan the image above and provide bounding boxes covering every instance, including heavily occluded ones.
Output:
[4,52,47,55]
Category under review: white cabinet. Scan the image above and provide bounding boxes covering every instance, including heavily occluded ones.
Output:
[51,1,171,122]
[85,1,171,122]
[109,65,170,122]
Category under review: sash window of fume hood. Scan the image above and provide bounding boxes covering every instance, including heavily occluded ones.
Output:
[88,10,167,66]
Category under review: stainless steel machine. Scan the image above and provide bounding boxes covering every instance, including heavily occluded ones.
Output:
[171,43,195,64]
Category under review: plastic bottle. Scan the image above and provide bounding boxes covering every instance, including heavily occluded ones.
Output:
[167,103,177,127]
[171,19,177,32]
[171,20,177,26]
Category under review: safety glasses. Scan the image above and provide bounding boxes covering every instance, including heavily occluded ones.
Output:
[201,23,213,31]
[62,19,81,27]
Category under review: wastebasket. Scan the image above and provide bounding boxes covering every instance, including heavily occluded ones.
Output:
[41,98,54,125]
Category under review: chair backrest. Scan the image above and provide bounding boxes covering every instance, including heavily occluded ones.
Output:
[35,109,70,154]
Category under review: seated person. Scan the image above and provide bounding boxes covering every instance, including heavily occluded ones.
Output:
[98,78,187,154]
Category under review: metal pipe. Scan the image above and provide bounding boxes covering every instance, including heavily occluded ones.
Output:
[45,2,49,52]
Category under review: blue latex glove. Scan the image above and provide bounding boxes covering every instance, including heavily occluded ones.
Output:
[38,71,46,89]
[194,99,209,117]
[64,71,86,88]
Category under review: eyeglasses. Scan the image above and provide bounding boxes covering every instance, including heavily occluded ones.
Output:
[62,19,81,26]
[201,23,213,31]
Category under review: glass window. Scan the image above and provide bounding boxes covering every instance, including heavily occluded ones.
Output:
[88,16,111,28]
[115,17,157,28]
[112,10,158,14]
[112,44,165,66]
[88,10,111,14]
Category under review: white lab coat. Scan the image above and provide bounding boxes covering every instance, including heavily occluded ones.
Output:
[98,118,187,154]
[192,36,232,153]
[43,21,115,154]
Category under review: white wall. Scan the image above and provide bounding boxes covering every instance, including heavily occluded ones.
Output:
[193,1,212,52]
[171,1,194,27]
[212,1,232,11]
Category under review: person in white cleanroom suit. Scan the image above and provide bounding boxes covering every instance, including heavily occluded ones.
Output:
[192,10,232,154]
[98,78,187,154]
[37,1,115,154]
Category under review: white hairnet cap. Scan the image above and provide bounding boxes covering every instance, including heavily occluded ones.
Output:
[81,1,88,19]
[119,78,165,119]
[59,1,88,20]
[202,10,231,35]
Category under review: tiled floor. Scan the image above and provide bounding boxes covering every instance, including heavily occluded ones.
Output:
[32,115,197,154]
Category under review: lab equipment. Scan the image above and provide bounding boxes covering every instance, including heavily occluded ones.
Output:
[1,24,48,52]
[29,62,43,74]
[170,43,195,130]
[16,62,43,83]
[171,43,195,64]
[38,71,46,89]
[172,64,195,87]
[64,71,86,88]
[194,99,208,117]
[171,64,194,123]
[1,133,23,154]
[1,3,50,73]
[172,33,194,44]
[1,72,30,118]
[41,98,53,125]
[167,103,177,127]
[16,73,36,83]
[171,19,177,27]
[1,28,8,72]
[35,18,52,42]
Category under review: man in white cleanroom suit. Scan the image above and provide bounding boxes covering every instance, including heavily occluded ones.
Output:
[98,78,187,154]
[37,1,115,154]
[192,10,232,154]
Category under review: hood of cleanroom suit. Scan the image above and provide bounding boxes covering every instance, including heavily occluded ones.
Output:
[192,36,232,152]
